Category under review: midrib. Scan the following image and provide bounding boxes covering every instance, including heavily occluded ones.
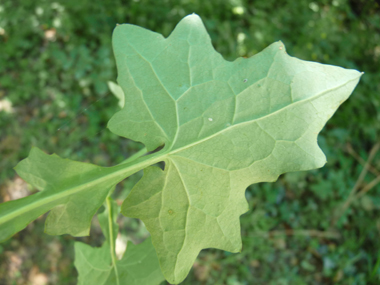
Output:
[170,76,360,155]
[0,75,359,226]
[0,152,167,225]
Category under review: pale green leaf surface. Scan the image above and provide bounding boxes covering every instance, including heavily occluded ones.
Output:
[0,13,362,285]
[112,14,362,283]
[0,148,112,240]
[75,198,164,285]
[0,147,156,241]
[75,238,164,285]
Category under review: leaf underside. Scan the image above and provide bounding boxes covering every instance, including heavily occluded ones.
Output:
[0,13,361,285]
[0,147,117,241]
[74,198,164,285]
[111,15,361,283]
[0,140,152,242]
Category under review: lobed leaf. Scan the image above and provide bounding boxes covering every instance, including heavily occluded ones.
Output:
[0,147,158,242]
[112,14,362,283]
[75,197,165,285]
[0,148,111,241]
[0,13,362,285]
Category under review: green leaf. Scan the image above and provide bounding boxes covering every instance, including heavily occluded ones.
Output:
[112,14,362,283]
[0,13,362,285]
[75,197,165,285]
[0,147,112,241]
[0,146,160,242]
[75,237,165,285]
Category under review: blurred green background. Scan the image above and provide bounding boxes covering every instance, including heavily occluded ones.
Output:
[0,0,380,284]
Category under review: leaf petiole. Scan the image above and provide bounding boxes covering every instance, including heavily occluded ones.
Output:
[0,149,167,241]
[106,196,120,285]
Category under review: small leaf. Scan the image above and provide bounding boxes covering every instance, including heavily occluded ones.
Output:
[0,147,155,241]
[0,148,113,241]
[75,198,164,285]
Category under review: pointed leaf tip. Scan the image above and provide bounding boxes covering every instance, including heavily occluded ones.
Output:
[110,14,361,284]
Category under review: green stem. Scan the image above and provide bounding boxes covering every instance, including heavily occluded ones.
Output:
[0,151,167,227]
[118,147,148,165]
[106,197,120,285]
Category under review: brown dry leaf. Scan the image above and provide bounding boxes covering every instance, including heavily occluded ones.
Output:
[47,240,62,273]
[0,135,20,158]
[44,28,56,41]
[5,252,23,281]
[193,261,211,282]
[272,238,287,249]
[250,259,260,268]
[28,265,49,285]
[1,176,30,202]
